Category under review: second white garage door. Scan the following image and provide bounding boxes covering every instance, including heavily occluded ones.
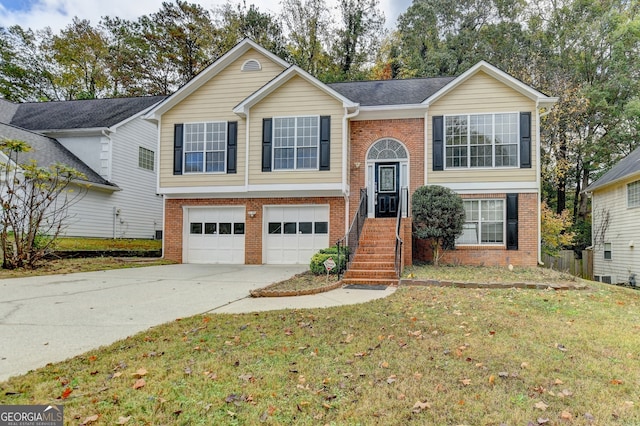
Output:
[185,207,245,264]
[264,205,330,265]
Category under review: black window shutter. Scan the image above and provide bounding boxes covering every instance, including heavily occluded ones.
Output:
[173,123,183,175]
[227,121,237,174]
[432,116,444,171]
[262,118,272,172]
[520,112,531,168]
[319,115,331,171]
[506,193,518,250]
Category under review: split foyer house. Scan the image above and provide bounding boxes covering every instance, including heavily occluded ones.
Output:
[584,146,640,285]
[146,39,557,279]
[0,96,166,239]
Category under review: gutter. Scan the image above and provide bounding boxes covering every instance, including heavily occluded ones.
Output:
[343,105,360,237]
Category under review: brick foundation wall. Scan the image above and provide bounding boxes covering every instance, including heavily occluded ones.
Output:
[413,193,539,267]
[164,197,346,264]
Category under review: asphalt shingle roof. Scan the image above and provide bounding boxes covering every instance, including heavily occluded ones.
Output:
[585,146,640,192]
[0,122,116,188]
[327,77,456,106]
[10,96,166,131]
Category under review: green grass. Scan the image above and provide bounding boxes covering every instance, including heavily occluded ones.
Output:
[1,275,639,425]
[53,237,162,251]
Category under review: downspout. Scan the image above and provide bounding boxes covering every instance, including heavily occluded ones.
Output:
[245,110,251,191]
[423,107,430,186]
[343,106,360,237]
[537,104,553,265]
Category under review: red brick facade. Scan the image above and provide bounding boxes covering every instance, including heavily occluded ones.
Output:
[413,192,539,267]
[164,197,345,264]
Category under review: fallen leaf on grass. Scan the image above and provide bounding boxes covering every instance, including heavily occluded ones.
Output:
[132,368,147,378]
[534,401,549,411]
[610,379,623,385]
[116,416,131,424]
[132,378,145,390]
[560,411,573,420]
[412,400,431,413]
[81,414,99,425]
[59,387,72,399]
[459,378,471,386]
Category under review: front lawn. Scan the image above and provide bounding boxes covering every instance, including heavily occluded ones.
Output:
[1,274,638,425]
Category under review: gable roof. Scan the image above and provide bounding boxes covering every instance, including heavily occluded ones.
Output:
[424,61,557,108]
[328,77,455,106]
[0,99,19,123]
[585,146,640,193]
[0,122,117,189]
[146,38,289,120]
[10,96,166,131]
[233,66,358,116]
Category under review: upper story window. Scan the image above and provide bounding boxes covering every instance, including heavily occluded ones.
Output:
[138,147,154,171]
[184,122,227,173]
[457,199,505,245]
[628,180,640,208]
[273,116,319,170]
[445,113,518,169]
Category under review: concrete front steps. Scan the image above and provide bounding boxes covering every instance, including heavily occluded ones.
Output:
[341,218,399,286]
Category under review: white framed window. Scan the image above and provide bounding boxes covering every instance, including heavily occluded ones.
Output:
[138,147,154,171]
[183,122,227,173]
[445,113,518,169]
[273,116,319,170]
[628,180,640,208]
[457,199,505,245]
[604,242,612,260]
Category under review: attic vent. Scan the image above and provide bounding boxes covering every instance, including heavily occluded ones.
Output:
[241,59,262,72]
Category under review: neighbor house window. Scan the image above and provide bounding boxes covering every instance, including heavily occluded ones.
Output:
[445,113,518,169]
[138,147,155,171]
[184,122,227,173]
[273,116,319,170]
[604,242,612,260]
[628,180,640,208]
[457,199,505,245]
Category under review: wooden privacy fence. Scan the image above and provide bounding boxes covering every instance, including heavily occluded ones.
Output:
[541,250,593,280]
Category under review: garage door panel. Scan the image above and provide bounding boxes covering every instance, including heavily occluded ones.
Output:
[186,207,245,264]
[264,206,329,265]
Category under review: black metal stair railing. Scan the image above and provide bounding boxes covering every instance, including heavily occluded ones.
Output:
[336,188,367,279]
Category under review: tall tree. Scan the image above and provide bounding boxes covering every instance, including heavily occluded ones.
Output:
[281,0,332,76]
[49,18,110,99]
[330,0,385,81]
[216,2,287,58]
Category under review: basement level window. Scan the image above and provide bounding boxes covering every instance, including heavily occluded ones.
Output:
[604,242,612,260]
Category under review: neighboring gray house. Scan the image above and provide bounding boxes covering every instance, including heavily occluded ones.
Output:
[0,96,166,239]
[585,146,640,285]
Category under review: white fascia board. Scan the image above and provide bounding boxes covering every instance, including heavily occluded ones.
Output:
[73,180,121,192]
[39,127,108,137]
[110,100,165,131]
[585,170,640,195]
[436,181,539,194]
[145,39,290,121]
[354,104,428,120]
[424,61,557,106]
[233,66,358,116]
[160,182,343,197]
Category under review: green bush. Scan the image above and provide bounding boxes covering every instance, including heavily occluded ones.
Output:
[310,246,349,275]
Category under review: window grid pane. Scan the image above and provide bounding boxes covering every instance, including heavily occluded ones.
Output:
[184,122,226,173]
[273,116,319,170]
[628,180,640,208]
[138,147,155,171]
[445,113,518,169]
[458,199,504,245]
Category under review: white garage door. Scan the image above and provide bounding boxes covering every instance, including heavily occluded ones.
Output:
[264,205,330,265]
[185,207,245,264]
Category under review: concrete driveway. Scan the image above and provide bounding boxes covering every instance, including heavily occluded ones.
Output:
[0,264,307,382]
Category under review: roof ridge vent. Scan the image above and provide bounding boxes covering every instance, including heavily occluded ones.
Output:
[242,59,262,72]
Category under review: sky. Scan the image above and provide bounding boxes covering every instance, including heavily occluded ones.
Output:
[0,0,412,32]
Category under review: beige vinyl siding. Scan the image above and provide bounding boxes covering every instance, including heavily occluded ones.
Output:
[428,71,538,185]
[159,49,286,188]
[248,76,344,186]
[592,176,640,284]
